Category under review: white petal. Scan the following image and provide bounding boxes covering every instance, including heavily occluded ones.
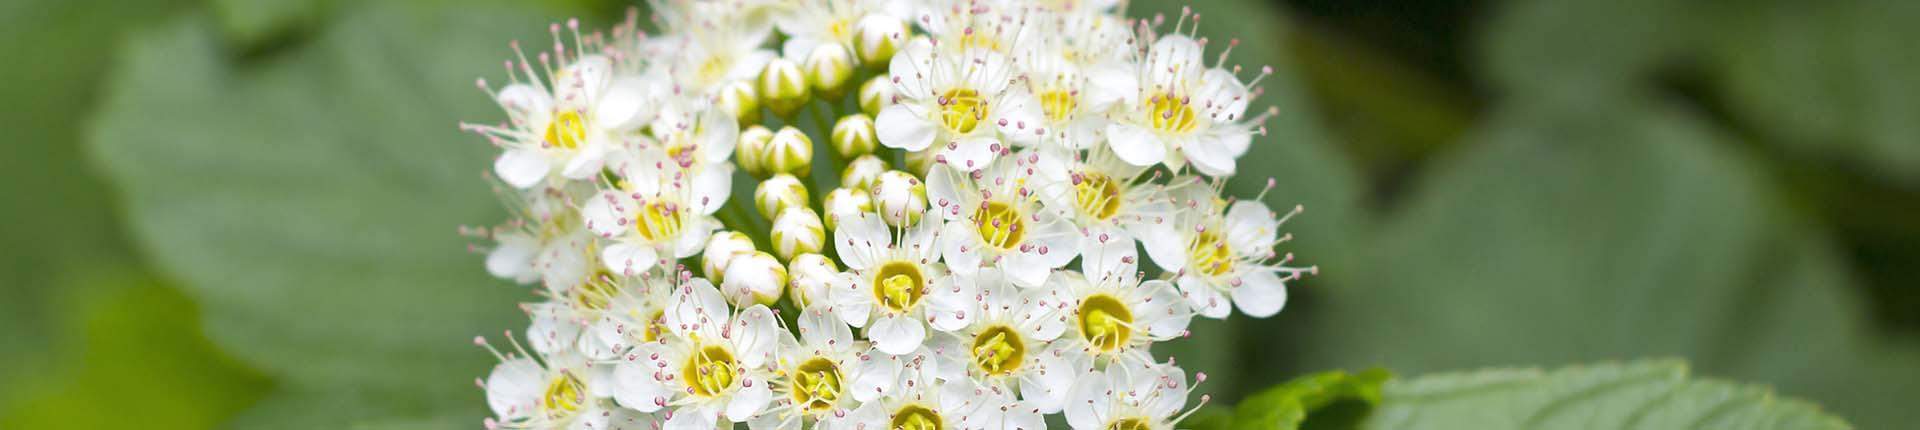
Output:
[1178,275,1232,319]
[668,279,732,335]
[496,83,553,117]
[1084,61,1137,108]
[673,217,716,258]
[1182,133,1238,176]
[726,378,773,421]
[940,221,984,276]
[868,314,926,355]
[993,90,1044,145]
[849,354,899,402]
[888,40,935,96]
[580,192,628,237]
[938,136,999,172]
[1137,280,1194,338]
[731,305,783,367]
[1000,252,1053,288]
[561,142,610,179]
[1198,67,1251,120]
[597,77,656,131]
[1105,123,1166,167]
[798,306,854,351]
[923,276,972,332]
[698,109,740,160]
[664,407,718,430]
[1140,224,1186,274]
[1021,351,1078,414]
[612,356,672,412]
[1225,201,1279,253]
[485,358,544,418]
[1064,371,1111,430]
[486,234,539,282]
[601,242,659,276]
[924,164,970,221]
[1231,270,1290,318]
[1145,35,1205,88]
[494,148,549,189]
[876,105,937,151]
[692,164,735,215]
[828,276,874,328]
[832,214,892,270]
[1079,227,1136,283]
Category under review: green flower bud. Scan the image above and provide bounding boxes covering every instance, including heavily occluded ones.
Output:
[804,44,854,97]
[758,58,810,118]
[786,253,839,307]
[754,173,810,220]
[717,79,760,126]
[871,170,927,227]
[769,207,825,262]
[853,15,907,66]
[904,147,935,177]
[831,114,878,157]
[841,153,888,190]
[736,125,775,178]
[821,187,874,231]
[701,231,757,282]
[858,75,894,117]
[765,126,815,176]
[721,250,786,306]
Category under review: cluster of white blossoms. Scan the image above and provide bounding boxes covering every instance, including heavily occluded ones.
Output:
[463,0,1313,428]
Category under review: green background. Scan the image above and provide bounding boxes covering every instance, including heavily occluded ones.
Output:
[2,0,1915,428]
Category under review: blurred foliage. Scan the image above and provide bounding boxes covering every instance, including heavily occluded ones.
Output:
[1363,360,1850,429]
[0,0,1910,427]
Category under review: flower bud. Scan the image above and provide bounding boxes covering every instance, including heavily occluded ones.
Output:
[831,114,878,157]
[721,250,786,306]
[736,125,775,178]
[821,187,873,231]
[764,126,815,176]
[701,230,757,282]
[904,148,935,177]
[858,75,894,117]
[786,253,839,307]
[769,207,825,262]
[754,173,810,219]
[758,58,810,118]
[871,170,927,227]
[853,14,907,66]
[716,80,760,126]
[841,154,888,190]
[804,44,854,97]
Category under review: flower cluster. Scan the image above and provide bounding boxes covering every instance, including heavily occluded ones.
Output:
[463,1,1313,429]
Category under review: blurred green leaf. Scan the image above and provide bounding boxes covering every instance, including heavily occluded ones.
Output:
[1300,102,1920,428]
[88,4,583,427]
[0,274,271,429]
[1478,0,1707,104]
[1710,0,1920,185]
[1364,360,1850,429]
[1232,368,1390,430]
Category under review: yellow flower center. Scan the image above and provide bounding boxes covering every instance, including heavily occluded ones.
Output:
[1187,230,1233,277]
[789,357,845,413]
[571,270,619,311]
[1040,90,1077,124]
[1108,418,1153,430]
[697,55,733,86]
[1147,93,1199,134]
[872,261,926,313]
[545,110,588,149]
[827,18,853,42]
[972,201,1025,249]
[1077,294,1133,352]
[1073,173,1123,220]
[970,325,1026,376]
[681,345,738,397]
[633,201,684,242]
[891,405,944,430]
[638,309,667,343]
[540,373,587,416]
[937,88,988,134]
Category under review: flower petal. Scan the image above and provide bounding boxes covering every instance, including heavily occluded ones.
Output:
[494,148,549,189]
[876,105,937,151]
[601,242,658,276]
[726,376,773,421]
[1231,270,1289,317]
[939,136,1000,172]
[868,313,927,355]
[1105,123,1165,167]
[1178,275,1232,319]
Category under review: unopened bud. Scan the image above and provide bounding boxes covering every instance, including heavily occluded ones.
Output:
[822,187,874,231]
[841,154,889,190]
[758,59,810,118]
[736,125,775,178]
[831,114,879,157]
[770,207,826,262]
[754,174,810,219]
[805,44,855,97]
[858,75,894,117]
[764,126,815,176]
[716,80,760,126]
[871,170,927,227]
[701,231,757,282]
[721,251,786,306]
[786,253,839,307]
[904,148,935,177]
[853,14,907,66]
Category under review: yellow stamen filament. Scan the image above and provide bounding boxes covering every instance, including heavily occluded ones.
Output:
[1148,94,1198,134]
[1073,173,1123,220]
[872,261,927,312]
[682,345,738,397]
[544,110,587,149]
[790,357,844,412]
[972,201,1025,249]
[891,405,944,430]
[937,88,988,134]
[970,325,1025,376]
[540,373,586,416]
[1187,230,1233,277]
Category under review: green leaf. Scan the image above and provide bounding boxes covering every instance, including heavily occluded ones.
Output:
[88,4,584,426]
[0,274,271,429]
[1710,0,1920,185]
[1299,102,1920,428]
[1478,0,1709,104]
[1232,368,1391,430]
[1364,360,1850,430]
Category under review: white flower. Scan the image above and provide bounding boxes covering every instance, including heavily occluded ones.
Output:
[1039,270,1191,367]
[610,280,784,429]
[774,0,912,62]
[1030,146,1178,273]
[1099,34,1270,176]
[827,212,968,354]
[480,335,636,430]
[473,45,657,189]
[785,253,841,307]
[874,37,1040,171]
[833,374,1043,430]
[1063,360,1199,430]
[928,269,1075,413]
[485,186,597,291]
[926,155,1079,288]
[723,250,789,305]
[582,162,731,276]
[750,306,892,429]
[1141,191,1312,318]
[645,3,778,96]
